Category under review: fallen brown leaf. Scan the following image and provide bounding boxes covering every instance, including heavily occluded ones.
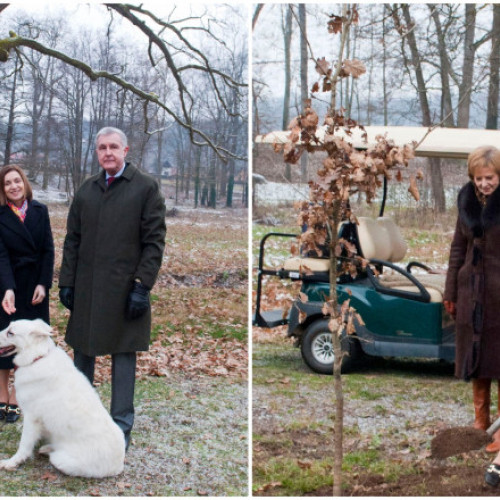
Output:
[41,471,58,482]
[297,459,313,469]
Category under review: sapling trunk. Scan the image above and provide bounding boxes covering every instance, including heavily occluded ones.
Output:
[329,199,344,497]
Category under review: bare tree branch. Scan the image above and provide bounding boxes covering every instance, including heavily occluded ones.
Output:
[252,4,265,31]
[105,4,246,153]
[0,33,244,161]
[116,4,246,114]
[105,4,193,124]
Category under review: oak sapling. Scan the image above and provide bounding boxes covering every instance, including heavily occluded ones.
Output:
[272,6,419,495]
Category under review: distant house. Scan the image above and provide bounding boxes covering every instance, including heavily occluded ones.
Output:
[161,159,177,179]
[9,151,27,162]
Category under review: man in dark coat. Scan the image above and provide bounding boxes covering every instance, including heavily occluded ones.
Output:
[59,127,166,449]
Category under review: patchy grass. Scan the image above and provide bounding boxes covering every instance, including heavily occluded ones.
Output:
[22,202,250,495]
[252,341,480,496]
[252,225,298,273]
[0,375,247,496]
[48,203,248,380]
[254,456,333,496]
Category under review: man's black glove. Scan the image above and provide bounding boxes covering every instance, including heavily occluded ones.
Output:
[59,287,74,311]
[126,281,150,320]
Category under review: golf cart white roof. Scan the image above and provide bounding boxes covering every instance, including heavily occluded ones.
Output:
[255,126,500,160]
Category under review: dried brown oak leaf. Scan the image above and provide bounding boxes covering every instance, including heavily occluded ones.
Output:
[327,15,343,34]
[408,175,420,201]
[343,59,366,78]
[315,57,330,76]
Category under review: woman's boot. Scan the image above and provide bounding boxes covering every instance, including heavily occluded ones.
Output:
[473,378,491,430]
[486,381,500,453]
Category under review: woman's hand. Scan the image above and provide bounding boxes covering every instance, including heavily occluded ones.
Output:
[443,300,456,318]
[2,290,16,315]
[32,285,46,305]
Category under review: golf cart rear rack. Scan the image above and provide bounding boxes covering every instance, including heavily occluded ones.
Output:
[253,232,298,328]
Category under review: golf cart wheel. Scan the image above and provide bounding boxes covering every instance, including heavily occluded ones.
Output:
[300,319,360,375]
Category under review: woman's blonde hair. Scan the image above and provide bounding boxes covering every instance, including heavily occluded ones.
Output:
[468,146,500,180]
[0,165,33,206]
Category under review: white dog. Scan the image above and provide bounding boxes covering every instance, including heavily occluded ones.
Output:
[0,319,125,478]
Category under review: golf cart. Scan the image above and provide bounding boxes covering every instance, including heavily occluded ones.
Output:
[253,126,500,374]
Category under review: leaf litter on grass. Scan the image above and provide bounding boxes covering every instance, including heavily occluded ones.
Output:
[48,203,248,384]
[0,203,249,496]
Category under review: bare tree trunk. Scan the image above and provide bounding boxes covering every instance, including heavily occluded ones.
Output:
[429,5,454,127]
[398,4,446,212]
[175,165,179,205]
[283,5,293,182]
[208,153,217,208]
[328,198,343,497]
[226,86,239,207]
[344,26,351,115]
[226,158,235,208]
[29,75,42,176]
[366,8,375,125]
[457,4,476,128]
[42,77,55,190]
[382,8,389,126]
[487,4,500,130]
[4,54,18,166]
[185,148,192,200]
[399,5,432,125]
[299,4,308,182]
[156,131,164,177]
[252,4,265,30]
[282,6,292,131]
[194,147,201,208]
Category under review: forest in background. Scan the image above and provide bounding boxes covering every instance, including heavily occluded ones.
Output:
[253,3,500,213]
[0,3,248,208]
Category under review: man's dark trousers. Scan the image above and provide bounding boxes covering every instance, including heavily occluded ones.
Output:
[73,351,136,449]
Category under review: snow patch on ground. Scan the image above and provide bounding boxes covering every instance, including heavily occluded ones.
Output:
[33,189,69,203]
[254,182,309,205]
[254,181,462,207]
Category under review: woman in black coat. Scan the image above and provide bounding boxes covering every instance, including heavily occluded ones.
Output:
[0,165,54,423]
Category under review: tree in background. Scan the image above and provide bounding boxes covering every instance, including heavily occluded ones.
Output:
[254,3,499,212]
[486,4,500,130]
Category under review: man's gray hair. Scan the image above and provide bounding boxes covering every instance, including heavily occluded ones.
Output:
[95,127,128,148]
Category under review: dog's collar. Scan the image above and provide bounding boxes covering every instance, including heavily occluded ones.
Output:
[14,353,47,368]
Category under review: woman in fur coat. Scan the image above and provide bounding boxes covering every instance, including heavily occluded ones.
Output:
[443,146,500,486]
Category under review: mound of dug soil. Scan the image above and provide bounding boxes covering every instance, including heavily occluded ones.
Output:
[431,426,491,459]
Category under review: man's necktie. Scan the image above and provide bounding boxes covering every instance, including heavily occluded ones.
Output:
[107,176,116,186]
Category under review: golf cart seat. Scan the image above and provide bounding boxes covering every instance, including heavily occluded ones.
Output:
[358,216,445,303]
[282,216,445,302]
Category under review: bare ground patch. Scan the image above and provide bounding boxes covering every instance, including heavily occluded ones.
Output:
[253,341,499,496]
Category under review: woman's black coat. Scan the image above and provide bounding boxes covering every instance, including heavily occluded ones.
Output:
[0,200,54,328]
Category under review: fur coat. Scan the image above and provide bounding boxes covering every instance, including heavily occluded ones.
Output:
[444,181,500,380]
